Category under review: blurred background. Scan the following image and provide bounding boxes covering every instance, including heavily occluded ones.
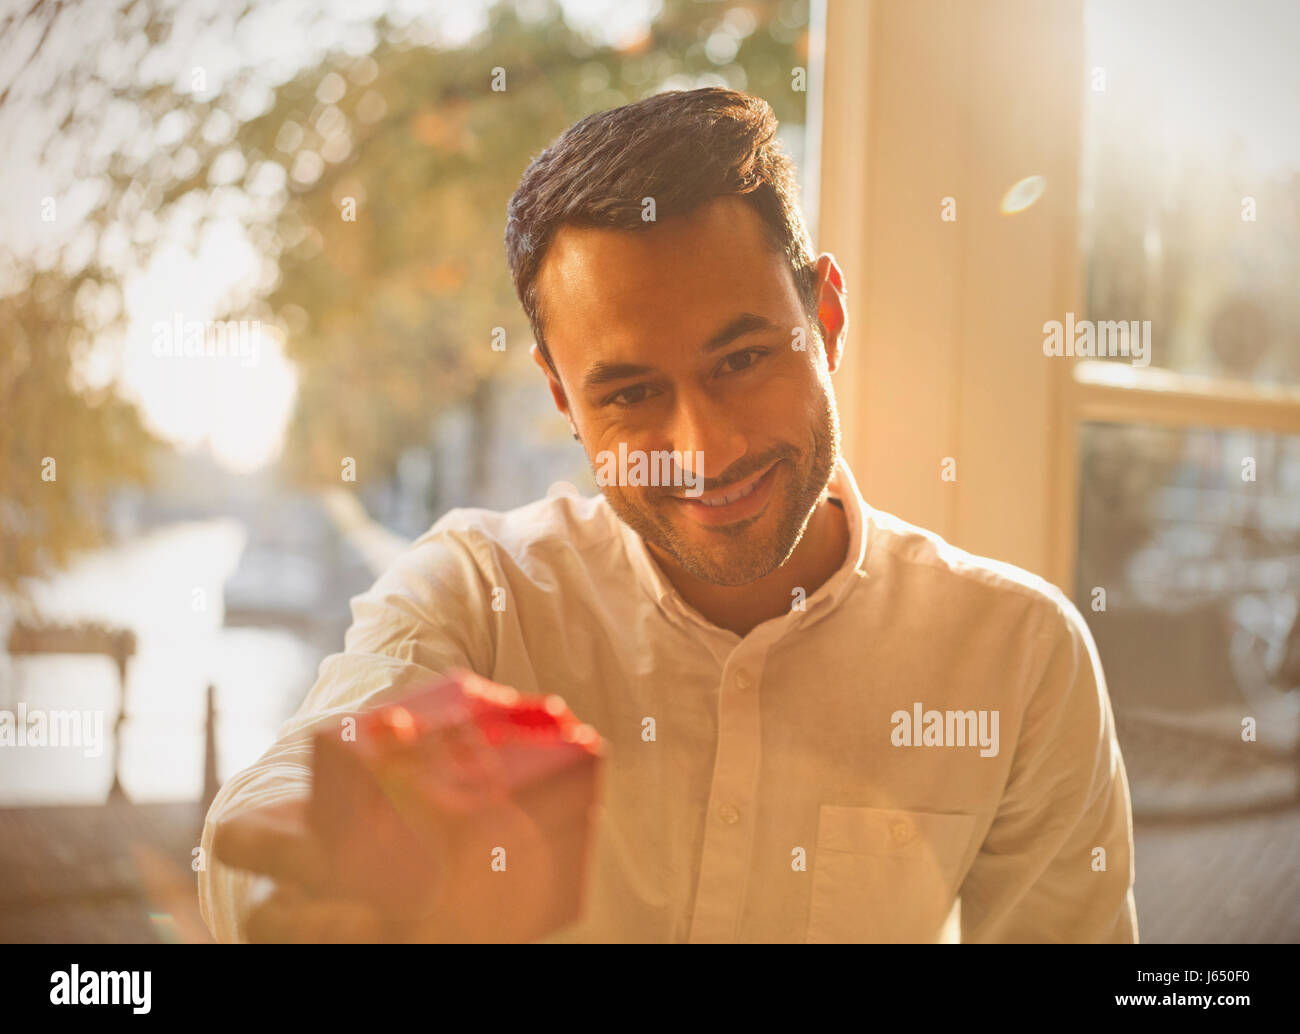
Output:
[0,0,1296,943]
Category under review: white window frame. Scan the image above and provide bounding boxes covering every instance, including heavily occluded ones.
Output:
[816,0,1300,592]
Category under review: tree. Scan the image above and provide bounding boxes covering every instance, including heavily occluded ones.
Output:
[1,0,812,577]
[0,265,157,589]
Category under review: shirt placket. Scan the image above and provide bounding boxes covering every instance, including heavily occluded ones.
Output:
[687,645,767,943]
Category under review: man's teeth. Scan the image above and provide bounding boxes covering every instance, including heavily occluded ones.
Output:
[697,476,761,507]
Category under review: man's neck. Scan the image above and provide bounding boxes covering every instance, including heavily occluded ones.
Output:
[647,494,851,638]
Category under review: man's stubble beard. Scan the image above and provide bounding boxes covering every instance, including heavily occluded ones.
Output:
[593,388,841,587]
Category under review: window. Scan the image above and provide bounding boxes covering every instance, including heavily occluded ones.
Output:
[1071,0,1300,819]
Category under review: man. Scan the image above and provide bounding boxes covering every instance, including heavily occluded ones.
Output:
[202,88,1139,943]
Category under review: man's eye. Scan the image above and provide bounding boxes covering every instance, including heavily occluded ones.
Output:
[719,348,766,374]
[606,384,654,406]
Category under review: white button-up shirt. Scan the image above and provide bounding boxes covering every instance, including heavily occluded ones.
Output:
[199,458,1139,943]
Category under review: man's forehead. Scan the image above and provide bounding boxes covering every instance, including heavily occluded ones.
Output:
[536,196,793,347]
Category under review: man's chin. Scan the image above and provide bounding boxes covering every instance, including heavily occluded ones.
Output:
[684,556,785,588]
[606,468,814,586]
[655,511,797,586]
[673,509,765,538]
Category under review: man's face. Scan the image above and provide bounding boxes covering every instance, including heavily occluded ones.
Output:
[533,196,845,587]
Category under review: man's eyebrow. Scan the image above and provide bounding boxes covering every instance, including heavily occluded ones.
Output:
[580,313,783,391]
[700,312,783,354]
[583,360,657,391]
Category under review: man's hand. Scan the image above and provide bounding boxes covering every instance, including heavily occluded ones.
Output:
[214,794,564,943]
[212,799,390,943]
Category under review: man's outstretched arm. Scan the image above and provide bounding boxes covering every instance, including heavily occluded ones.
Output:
[198,528,496,942]
[959,594,1139,943]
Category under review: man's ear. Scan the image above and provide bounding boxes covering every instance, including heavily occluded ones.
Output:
[812,253,848,374]
[530,342,578,436]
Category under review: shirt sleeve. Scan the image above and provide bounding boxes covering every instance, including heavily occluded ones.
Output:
[197,526,497,943]
[958,593,1139,943]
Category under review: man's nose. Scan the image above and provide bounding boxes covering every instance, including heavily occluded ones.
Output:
[664,388,747,483]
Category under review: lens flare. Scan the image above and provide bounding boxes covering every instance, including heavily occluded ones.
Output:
[1000,175,1047,214]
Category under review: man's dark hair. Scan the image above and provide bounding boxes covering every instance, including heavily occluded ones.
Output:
[505,87,819,381]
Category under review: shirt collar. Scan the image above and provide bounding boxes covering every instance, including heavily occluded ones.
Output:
[810,455,871,610]
[611,455,871,625]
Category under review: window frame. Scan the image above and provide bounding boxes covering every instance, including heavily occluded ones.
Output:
[818,0,1300,592]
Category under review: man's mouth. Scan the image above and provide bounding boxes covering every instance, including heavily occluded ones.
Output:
[697,476,763,507]
[669,460,782,526]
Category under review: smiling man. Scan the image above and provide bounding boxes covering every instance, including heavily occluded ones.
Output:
[201,88,1138,944]
[527,190,849,636]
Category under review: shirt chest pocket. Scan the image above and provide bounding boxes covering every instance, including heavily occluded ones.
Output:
[806,805,976,943]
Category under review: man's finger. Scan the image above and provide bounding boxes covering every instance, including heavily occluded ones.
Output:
[246,885,384,944]
[212,799,331,890]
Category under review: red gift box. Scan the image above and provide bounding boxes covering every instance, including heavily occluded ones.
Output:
[308,669,603,942]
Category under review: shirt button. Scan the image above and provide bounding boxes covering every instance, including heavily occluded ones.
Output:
[735,670,752,690]
[891,820,915,845]
[718,803,741,825]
